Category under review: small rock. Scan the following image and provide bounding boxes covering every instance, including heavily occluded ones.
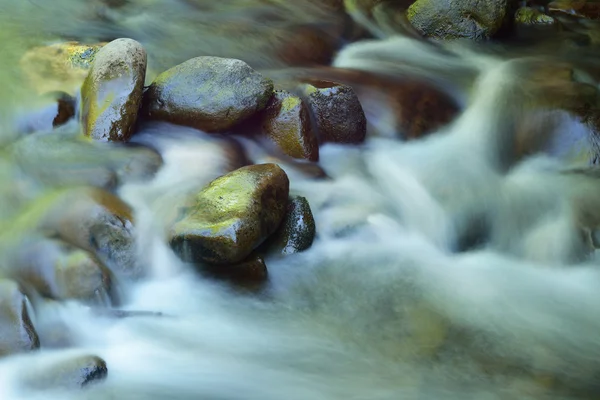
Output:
[80,38,147,142]
[406,0,511,39]
[262,90,319,161]
[0,280,39,356]
[203,253,269,284]
[143,57,274,132]
[40,188,140,279]
[169,163,289,265]
[515,7,556,26]
[263,196,316,255]
[22,354,107,389]
[12,239,112,305]
[20,42,106,94]
[298,80,367,144]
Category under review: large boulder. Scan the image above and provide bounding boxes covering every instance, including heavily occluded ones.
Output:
[143,57,274,132]
[406,0,512,40]
[261,90,319,161]
[169,163,289,265]
[80,38,147,142]
[0,280,40,356]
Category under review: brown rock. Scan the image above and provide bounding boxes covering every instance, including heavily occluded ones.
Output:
[0,280,39,356]
[80,38,147,142]
[298,79,367,144]
[262,90,319,161]
[203,253,268,284]
[263,195,316,255]
[169,163,289,265]
[143,57,274,132]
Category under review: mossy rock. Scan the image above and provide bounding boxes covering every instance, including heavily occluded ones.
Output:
[169,163,289,265]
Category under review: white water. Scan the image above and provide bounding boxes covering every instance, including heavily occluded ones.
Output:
[2,35,600,399]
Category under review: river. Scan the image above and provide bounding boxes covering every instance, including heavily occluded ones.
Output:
[1,1,600,399]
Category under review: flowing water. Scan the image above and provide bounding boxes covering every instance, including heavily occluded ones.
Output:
[2,1,600,399]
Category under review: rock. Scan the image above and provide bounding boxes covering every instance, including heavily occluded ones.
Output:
[515,7,556,26]
[22,354,107,389]
[0,280,39,356]
[298,80,367,144]
[12,239,112,305]
[53,92,77,128]
[406,0,511,39]
[169,163,289,265]
[143,57,274,132]
[20,42,106,94]
[13,92,76,135]
[265,196,316,255]
[80,38,147,142]
[261,90,319,161]
[40,188,139,279]
[548,0,600,19]
[203,253,269,284]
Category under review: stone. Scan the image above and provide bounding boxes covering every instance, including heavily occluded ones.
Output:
[0,279,39,356]
[298,80,367,144]
[12,239,112,305]
[143,57,274,132]
[80,38,147,142]
[39,187,139,279]
[262,90,319,161]
[515,7,556,26]
[22,354,107,389]
[19,42,106,94]
[169,163,289,265]
[406,0,511,40]
[203,253,269,284]
[266,195,316,255]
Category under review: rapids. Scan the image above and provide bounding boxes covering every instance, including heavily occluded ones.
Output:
[2,1,600,399]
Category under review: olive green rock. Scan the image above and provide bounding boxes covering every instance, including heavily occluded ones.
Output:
[514,7,556,25]
[267,195,316,254]
[22,354,108,389]
[13,239,112,305]
[0,279,40,356]
[80,38,147,142]
[169,163,289,265]
[406,0,511,39]
[143,56,274,132]
[262,90,319,161]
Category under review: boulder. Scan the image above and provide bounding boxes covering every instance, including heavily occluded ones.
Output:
[406,0,512,39]
[262,90,319,161]
[80,38,147,142]
[143,57,274,132]
[298,80,367,144]
[265,195,316,255]
[0,280,39,356]
[169,163,289,265]
[22,354,107,389]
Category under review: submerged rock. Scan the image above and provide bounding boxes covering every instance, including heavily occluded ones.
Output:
[203,253,269,284]
[264,196,316,255]
[13,239,112,305]
[406,0,511,39]
[169,163,289,265]
[298,80,367,144]
[22,355,107,389]
[20,42,106,94]
[0,280,39,356]
[13,92,76,135]
[40,188,139,279]
[143,57,274,132]
[262,90,319,161]
[80,38,147,142]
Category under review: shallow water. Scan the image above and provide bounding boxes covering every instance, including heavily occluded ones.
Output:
[2,1,600,399]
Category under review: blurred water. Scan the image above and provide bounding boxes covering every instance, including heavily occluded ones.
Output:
[1,1,600,399]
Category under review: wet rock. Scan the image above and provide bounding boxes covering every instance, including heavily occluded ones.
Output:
[548,0,600,19]
[515,7,556,26]
[203,253,269,284]
[0,280,39,356]
[262,90,319,161]
[112,144,164,184]
[40,188,139,279]
[298,80,367,144]
[143,57,274,132]
[406,0,511,39]
[23,355,107,389]
[20,42,106,94]
[264,195,316,255]
[80,38,147,142]
[13,92,76,135]
[12,239,112,304]
[169,163,289,265]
